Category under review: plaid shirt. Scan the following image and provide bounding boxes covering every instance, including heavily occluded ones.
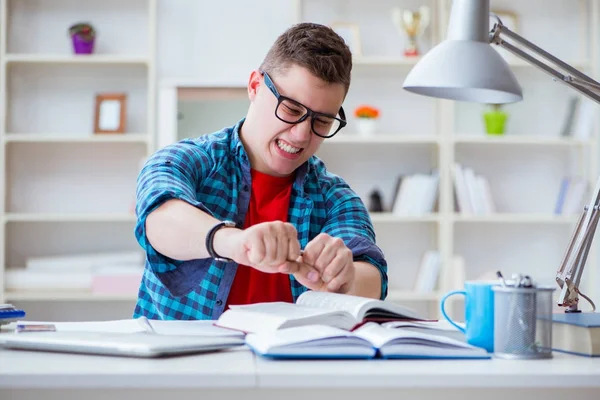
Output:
[133,119,388,320]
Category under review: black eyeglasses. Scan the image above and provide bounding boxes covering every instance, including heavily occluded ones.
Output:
[261,70,347,138]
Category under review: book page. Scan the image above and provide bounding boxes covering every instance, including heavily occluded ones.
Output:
[148,320,245,337]
[296,291,420,321]
[382,320,464,331]
[245,324,365,353]
[353,322,476,349]
[296,291,370,319]
[229,301,335,319]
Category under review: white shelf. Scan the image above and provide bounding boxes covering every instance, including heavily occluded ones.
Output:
[454,135,590,146]
[4,133,150,143]
[507,58,590,69]
[452,214,579,224]
[4,54,150,65]
[370,213,439,223]
[3,213,137,223]
[328,134,440,144]
[353,56,421,67]
[4,291,136,302]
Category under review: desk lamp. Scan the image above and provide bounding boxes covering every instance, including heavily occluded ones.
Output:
[403,0,599,313]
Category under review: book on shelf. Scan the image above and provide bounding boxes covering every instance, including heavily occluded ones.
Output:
[215,291,422,334]
[552,312,600,357]
[554,176,588,215]
[452,163,495,215]
[391,171,439,216]
[245,322,489,359]
[413,250,441,293]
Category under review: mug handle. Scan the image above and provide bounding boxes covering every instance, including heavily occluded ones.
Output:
[440,290,467,334]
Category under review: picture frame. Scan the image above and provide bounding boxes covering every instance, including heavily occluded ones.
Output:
[94,93,127,134]
[330,22,362,57]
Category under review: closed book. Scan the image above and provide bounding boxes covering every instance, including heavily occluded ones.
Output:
[552,312,600,356]
[245,322,489,360]
[216,291,422,334]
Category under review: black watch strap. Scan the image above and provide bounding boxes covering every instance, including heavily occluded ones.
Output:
[206,221,237,262]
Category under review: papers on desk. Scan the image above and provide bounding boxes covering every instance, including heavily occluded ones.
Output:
[15,317,245,337]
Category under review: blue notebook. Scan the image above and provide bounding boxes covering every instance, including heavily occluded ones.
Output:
[552,312,600,327]
[245,322,490,360]
[0,304,26,323]
[552,312,600,357]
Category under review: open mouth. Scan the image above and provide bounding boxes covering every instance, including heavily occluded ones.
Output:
[276,139,303,155]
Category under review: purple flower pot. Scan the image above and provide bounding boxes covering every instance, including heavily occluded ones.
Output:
[71,34,94,54]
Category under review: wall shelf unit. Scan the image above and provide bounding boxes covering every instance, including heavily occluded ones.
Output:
[0,0,157,308]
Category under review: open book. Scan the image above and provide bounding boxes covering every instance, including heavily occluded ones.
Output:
[216,291,422,333]
[245,322,490,359]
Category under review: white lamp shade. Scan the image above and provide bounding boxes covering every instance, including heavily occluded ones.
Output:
[403,40,523,104]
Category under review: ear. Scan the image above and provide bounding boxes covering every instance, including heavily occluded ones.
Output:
[247,70,262,101]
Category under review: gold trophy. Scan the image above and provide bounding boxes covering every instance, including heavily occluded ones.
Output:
[392,6,430,57]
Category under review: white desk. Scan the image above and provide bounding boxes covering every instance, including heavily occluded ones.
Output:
[1,346,599,400]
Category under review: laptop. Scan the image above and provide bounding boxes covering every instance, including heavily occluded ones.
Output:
[0,331,246,358]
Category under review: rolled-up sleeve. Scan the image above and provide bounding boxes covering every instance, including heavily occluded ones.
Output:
[321,182,388,300]
[134,141,214,274]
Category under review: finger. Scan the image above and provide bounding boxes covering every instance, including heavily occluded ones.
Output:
[321,252,347,283]
[313,238,342,273]
[327,276,352,294]
[263,232,278,266]
[302,233,329,270]
[274,225,289,265]
[246,233,266,265]
[327,261,354,293]
[285,223,301,260]
[279,261,325,290]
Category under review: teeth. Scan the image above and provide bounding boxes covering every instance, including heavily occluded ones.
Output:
[277,140,301,154]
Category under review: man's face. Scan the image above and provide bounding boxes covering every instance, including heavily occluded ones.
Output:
[243,65,346,177]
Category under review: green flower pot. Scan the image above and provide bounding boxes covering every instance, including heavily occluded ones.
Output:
[484,106,508,135]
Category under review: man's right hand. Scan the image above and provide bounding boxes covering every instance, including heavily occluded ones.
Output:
[212,221,323,285]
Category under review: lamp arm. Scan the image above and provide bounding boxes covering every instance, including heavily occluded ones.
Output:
[490,15,600,312]
[489,15,600,104]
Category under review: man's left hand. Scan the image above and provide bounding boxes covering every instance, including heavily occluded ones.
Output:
[290,233,355,293]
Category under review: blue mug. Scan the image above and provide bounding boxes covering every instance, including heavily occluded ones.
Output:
[440,281,498,352]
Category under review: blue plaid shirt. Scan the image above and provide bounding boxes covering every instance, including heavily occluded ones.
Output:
[133,119,388,320]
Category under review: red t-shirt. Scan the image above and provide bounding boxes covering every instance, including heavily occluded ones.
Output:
[225,169,295,308]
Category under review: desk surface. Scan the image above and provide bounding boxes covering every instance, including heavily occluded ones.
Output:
[1,346,599,390]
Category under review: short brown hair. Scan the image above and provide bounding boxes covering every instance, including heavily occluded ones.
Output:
[259,22,353,94]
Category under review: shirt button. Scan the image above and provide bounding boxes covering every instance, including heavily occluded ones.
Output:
[216,300,223,306]
[243,185,249,192]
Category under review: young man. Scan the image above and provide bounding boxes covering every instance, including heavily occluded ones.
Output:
[133,22,388,320]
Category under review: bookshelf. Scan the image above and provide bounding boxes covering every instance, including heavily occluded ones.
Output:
[0,0,157,307]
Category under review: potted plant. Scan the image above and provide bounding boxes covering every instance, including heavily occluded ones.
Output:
[68,22,96,54]
[483,104,508,135]
[354,105,380,136]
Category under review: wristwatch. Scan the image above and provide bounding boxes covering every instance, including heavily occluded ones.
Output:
[206,220,237,262]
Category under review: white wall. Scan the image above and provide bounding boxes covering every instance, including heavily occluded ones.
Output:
[157,0,299,85]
